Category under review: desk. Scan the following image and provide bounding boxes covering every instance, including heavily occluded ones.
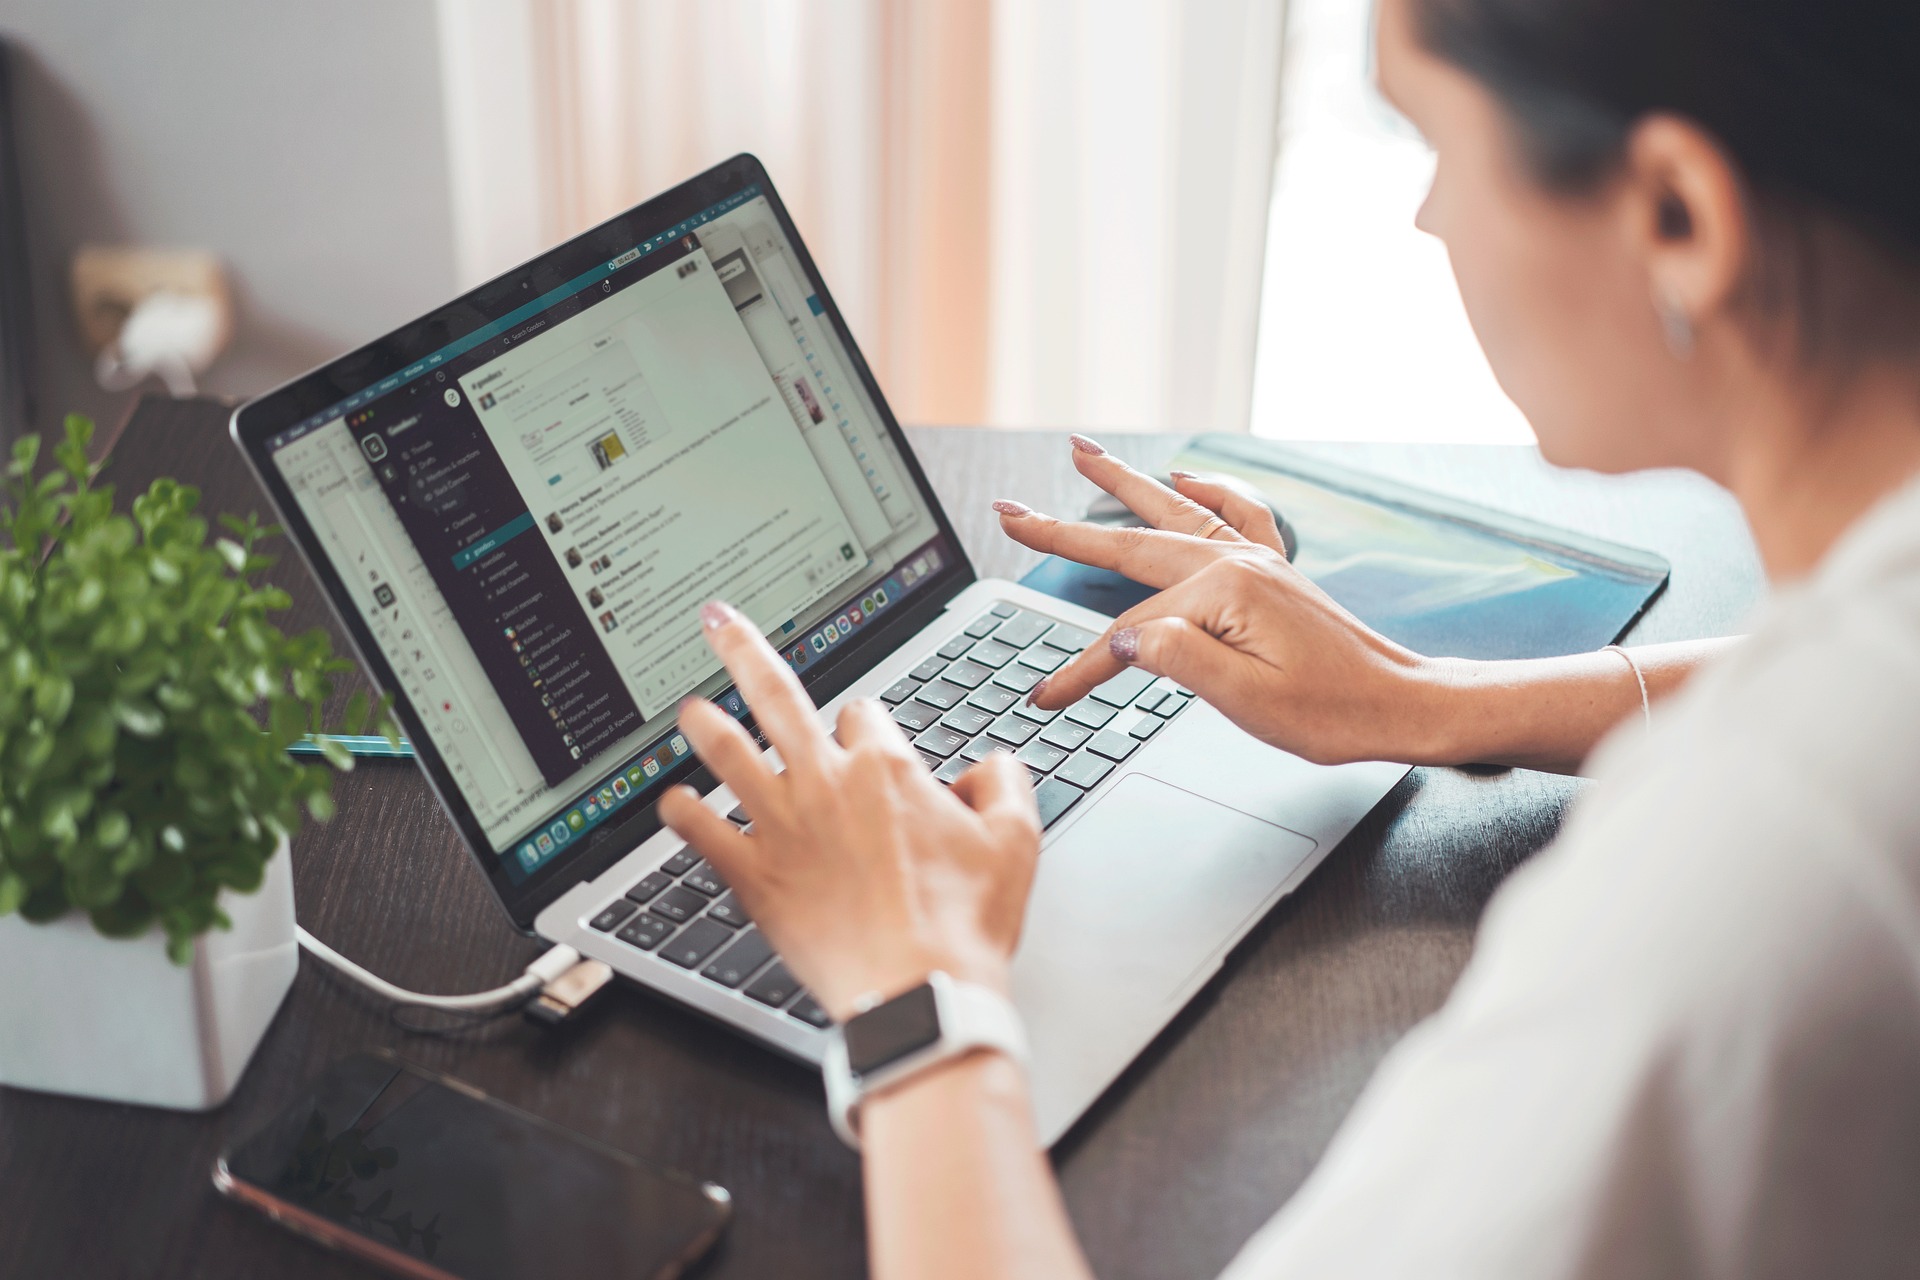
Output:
[0,397,1763,1280]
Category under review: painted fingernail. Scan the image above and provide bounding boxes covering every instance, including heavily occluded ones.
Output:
[1025,676,1049,706]
[1168,469,1199,482]
[1068,433,1107,456]
[992,498,1032,516]
[1110,627,1141,664]
[700,600,738,630]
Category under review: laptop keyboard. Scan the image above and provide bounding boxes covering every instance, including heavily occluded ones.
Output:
[584,601,1195,1029]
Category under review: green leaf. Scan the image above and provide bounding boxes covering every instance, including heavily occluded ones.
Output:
[113,698,165,737]
[0,870,23,916]
[342,690,368,736]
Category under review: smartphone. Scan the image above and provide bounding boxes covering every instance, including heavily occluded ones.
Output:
[213,1051,730,1280]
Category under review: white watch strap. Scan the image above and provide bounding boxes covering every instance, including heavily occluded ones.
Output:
[823,972,1028,1149]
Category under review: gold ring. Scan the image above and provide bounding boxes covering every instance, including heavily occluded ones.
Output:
[1192,514,1229,540]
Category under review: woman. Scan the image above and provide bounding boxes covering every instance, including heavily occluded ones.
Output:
[660,0,1920,1273]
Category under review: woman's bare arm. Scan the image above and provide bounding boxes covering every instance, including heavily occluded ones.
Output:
[863,1054,1093,1280]
[1420,638,1741,773]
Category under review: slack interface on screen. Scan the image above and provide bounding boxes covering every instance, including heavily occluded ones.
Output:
[270,186,944,877]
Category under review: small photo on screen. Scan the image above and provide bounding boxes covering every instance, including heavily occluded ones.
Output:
[589,432,627,470]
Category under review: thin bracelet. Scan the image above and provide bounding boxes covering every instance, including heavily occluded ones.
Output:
[1604,644,1652,736]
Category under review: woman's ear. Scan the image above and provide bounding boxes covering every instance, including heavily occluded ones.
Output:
[1622,115,1752,345]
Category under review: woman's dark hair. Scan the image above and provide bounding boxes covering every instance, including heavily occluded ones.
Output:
[1414,0,1920,358]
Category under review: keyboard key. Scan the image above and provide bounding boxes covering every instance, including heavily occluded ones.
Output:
[744,961,801,1008]
[940,705,995,736]
[966,639,1020,669]
[879,677,922,705]
[1042,623,1099,652]
[915,750,944,771]
[961,738,1012,764]
[615,914,674,950]
[1130,716,1163,740]
[707,893,751,928]
[914,724,971,758]
[941,660,992,690]
[916,680,966,710]
[1091,668,1157,708]
[1034,778,1086,829]
[1012,698,1061,724]
[935,755,972,785]
[910,656,949,682]
[892,700,943,732]
[963,613,1002,639]
[1017,645,1068,674]
[661,918,735,970]
[661,848,701,877]
[683,861,728,897]
[937,634,975,660]
[1134,687,1169,714]
[1015,741,1069,773]
[990,601,1018,618]
[1065,699,1117,729]
[987,714,1039,746]
[991,664,1044,694]
[788,994,834,1028]
[1039,720,1094,751]
[967,685,1019,715]
[1086,730,1140,762]
[701,928,775,987]
[1055,752,1115,790]
[590,901,638,932]
[993,612,1053,648]
[649,885,709,924]
[625,871,674,903]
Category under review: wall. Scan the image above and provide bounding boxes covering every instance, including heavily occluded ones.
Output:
[0,0,458,438]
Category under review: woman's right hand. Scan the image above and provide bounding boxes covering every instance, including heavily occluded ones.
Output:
[997,436,1461,767]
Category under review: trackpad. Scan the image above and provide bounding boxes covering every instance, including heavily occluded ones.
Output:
[1012,774,1317,1138]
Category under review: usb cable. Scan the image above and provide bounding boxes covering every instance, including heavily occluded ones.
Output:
[296,928,610,1025]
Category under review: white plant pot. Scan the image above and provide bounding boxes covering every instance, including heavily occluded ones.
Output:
[0,837,296,1110]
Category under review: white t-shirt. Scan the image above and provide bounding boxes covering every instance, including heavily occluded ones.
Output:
[1223,473,1920,1279]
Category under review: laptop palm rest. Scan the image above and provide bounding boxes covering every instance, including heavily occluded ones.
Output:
[1012,771,1318,1144]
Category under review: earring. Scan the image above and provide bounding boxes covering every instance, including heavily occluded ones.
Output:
[1656,287,1694,360]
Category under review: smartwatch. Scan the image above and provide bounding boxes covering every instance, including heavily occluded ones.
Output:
[822,971,1029,1148]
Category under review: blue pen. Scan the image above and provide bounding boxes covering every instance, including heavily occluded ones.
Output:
[287,733,415,760]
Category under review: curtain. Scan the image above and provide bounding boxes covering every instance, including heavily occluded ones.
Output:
[436,0,1285,433]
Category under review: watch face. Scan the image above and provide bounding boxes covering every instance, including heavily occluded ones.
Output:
[845,983,942,1077]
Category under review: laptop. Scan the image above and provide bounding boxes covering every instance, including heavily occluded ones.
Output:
[231,154,1408,1145]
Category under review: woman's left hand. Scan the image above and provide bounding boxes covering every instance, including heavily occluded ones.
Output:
[658,602,1043,1022]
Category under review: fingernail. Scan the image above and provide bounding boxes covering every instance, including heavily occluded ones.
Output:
[1110,627,1141,664]
[1169,469,1199,482]
[1068,433,1107,456]
[992,498,1032,516]
[701,600,738,630]
[1025,676,1049,706]
[677,696,701,716]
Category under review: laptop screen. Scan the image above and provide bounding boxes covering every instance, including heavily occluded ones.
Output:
[256,179,946,884]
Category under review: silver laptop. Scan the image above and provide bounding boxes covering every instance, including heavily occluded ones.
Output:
[232,155,1407,1145]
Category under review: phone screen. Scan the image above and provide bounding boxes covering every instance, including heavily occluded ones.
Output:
[215,1052,729,1280]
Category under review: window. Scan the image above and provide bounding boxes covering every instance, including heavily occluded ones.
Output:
[1248,0,1533,445]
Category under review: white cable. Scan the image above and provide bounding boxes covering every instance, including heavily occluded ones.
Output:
[296,925,580,1013]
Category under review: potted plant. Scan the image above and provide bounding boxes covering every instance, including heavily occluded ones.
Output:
[0,416,385,1109]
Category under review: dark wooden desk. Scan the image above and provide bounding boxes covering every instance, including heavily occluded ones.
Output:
[0,398,1763,1280]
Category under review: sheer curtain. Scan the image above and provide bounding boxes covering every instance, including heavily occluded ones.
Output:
[435,0,1285,433]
